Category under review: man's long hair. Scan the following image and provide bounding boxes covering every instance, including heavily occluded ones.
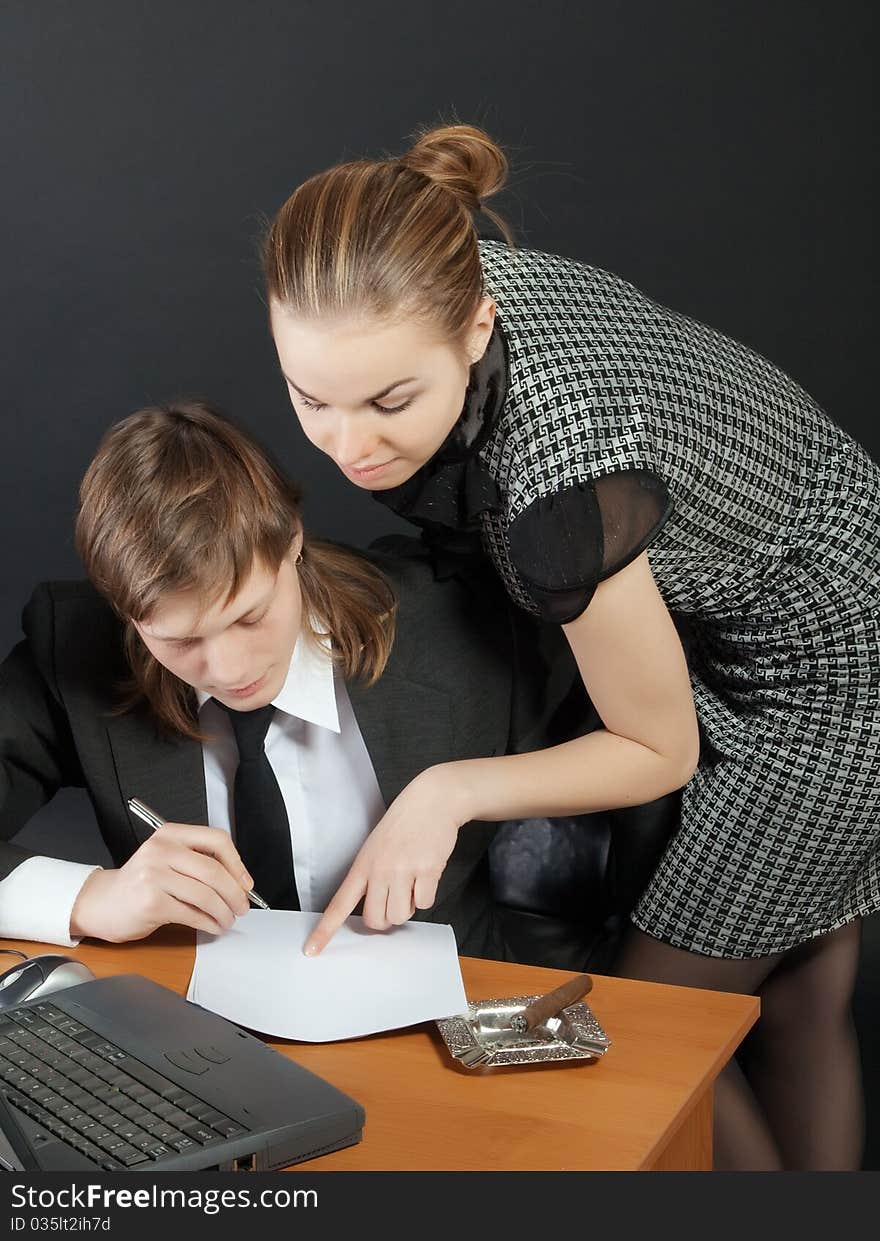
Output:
[75,401,396,738]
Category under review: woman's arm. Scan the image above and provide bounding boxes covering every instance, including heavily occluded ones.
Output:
[451,550,699,818]
[304,551,699,954]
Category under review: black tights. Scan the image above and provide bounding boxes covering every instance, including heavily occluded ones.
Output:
[613,920,864,1170]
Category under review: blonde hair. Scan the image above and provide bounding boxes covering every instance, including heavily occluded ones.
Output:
[264,123,514,345]
[75,402,396,738]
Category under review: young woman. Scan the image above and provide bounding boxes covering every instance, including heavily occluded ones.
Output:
[264,124,880,1169]
[0,401,559,960]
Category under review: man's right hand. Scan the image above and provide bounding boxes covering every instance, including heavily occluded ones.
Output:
[69,823,253,942]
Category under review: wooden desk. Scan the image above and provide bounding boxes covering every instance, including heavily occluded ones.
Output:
[0,930,757,1171]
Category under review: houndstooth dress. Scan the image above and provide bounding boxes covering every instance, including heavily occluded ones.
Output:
[375,239,880,958]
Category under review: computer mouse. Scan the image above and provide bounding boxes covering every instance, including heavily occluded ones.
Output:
[0,955,96,1010]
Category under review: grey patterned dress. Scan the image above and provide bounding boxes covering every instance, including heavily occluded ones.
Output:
[375,239,880,958]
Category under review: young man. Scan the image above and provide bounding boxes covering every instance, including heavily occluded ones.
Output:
[0,402,571,957]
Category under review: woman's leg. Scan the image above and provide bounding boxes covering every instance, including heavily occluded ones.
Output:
[742,920,863,1170]
[614,922,865,1169]
[712,1059,783,1171]
[613,926,787,1170]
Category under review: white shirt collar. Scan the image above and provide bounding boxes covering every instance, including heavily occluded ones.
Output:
[196,628,340,734]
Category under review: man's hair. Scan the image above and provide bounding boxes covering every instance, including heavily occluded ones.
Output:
[75,401,396,737]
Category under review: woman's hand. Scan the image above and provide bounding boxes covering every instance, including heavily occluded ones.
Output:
[69,823,253,943]
[303,765,469,956]
[303,553,698,958]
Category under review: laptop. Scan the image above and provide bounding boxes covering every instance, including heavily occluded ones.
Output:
[0,973,364,1171]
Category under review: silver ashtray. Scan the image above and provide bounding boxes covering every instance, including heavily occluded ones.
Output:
[436,993,611,1069]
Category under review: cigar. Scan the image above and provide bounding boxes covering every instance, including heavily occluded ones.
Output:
[510,973,593,1034]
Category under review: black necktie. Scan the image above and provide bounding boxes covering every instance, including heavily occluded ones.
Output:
[216,702,300,910]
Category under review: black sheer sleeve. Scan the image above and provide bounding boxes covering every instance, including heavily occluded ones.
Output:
[506,469,672,624]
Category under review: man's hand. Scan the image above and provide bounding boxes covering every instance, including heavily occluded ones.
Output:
[69,823,253,942]
[303,765,468,957]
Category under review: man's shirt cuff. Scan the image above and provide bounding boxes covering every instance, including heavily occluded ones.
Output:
[0,856,102,945]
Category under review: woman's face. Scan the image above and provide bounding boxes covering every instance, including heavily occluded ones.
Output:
[269,298,495,489]
[134,539,303,712]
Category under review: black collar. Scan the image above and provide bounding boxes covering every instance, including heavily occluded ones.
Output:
[371,320,509,533]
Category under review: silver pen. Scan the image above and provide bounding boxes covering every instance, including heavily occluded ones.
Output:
[126,796,271,910]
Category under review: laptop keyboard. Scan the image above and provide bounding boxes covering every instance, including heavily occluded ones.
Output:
[0,1001,250,1169]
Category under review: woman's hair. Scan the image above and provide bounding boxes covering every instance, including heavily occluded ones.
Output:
[264,122,513,347]
[75,401,396,739]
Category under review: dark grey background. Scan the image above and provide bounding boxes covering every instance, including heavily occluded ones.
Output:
[1,0,877,646]
[1,1,877,1167]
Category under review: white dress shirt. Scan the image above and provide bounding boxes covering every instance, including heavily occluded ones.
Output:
[0,633,385,945]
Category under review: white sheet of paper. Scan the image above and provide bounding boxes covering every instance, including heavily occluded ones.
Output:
[186,909,468,1042]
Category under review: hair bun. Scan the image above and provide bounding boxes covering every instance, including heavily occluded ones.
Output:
[401,123,508,208]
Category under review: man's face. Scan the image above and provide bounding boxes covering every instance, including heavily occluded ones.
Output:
[135,545,302,711]
[269,298,495,490]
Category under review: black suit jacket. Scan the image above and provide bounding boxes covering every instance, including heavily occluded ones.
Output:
[0,539,576,959]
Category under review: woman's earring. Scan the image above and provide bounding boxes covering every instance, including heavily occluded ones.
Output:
[295,551,303,565]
